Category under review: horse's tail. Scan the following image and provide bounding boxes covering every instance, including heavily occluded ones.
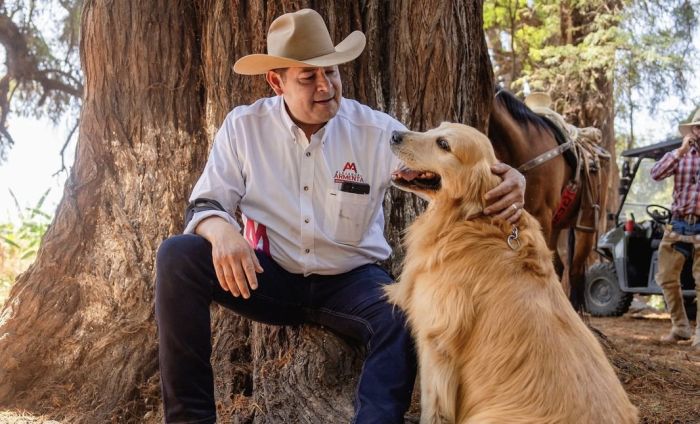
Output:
[567,229,587,313]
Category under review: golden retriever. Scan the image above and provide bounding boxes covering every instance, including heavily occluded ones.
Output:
[385,123,638,424]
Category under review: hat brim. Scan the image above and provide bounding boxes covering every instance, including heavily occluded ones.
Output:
[679,121,700,136]
[233,31,366,75]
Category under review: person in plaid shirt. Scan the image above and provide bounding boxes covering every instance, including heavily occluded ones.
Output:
[650,108,700,350]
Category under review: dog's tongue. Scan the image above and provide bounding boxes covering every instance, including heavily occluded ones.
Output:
[392,168,420,181]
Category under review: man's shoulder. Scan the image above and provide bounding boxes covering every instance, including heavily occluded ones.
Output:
[226,96,280,122]
[337,98,405,131]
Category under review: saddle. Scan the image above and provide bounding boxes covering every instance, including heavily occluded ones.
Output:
[535,109,611,232]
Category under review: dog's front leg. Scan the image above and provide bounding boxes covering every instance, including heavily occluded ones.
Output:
[418,344,457,424]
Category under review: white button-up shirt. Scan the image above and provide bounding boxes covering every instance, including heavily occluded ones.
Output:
[185,95,405,275]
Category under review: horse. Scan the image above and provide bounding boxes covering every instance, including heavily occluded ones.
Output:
[488,88,610,309]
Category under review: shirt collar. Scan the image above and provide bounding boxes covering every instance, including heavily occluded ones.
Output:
[277,96,330,146]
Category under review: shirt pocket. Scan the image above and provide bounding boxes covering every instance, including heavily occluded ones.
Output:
[325,189,371,245]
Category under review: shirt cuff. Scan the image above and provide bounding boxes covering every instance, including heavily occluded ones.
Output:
[183,210,241,235]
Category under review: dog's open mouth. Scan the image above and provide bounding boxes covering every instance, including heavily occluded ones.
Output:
[391,165,442,191]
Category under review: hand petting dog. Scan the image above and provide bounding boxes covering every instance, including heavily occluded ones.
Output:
[483,162,526,223]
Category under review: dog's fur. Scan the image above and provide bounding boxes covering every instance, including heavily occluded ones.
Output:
[386,123,638,423]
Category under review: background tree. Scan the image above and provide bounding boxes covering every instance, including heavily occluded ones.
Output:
[0,1,492,422]
[0,0,82,163]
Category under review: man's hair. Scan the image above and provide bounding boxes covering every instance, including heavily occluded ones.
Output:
[272,68,287,81]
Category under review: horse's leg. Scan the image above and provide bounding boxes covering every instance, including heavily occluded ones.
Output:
[569,230,595,311]
[550,228,564,278]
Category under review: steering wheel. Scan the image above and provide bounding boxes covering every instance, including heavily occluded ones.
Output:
[646,204,671,224]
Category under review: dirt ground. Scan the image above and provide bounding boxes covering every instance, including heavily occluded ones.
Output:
[588,306,700,424]
[0,304,698,423]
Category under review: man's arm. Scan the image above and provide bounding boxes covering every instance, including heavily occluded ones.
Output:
[650,135,694,181]
[187,113,263,298]
[483,163,526,223]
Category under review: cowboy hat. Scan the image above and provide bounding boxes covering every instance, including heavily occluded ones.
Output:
[233,9,366,75]
[524,92,552,110]
[679,109,700,136]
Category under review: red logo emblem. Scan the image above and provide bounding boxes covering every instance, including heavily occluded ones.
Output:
[343,162,357,173]
[245,219,270,255]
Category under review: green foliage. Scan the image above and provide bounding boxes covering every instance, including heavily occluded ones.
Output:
[0,189,52,305]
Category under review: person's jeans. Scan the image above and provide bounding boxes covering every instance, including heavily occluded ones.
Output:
[671,218,700,235]
[155,234,417,424]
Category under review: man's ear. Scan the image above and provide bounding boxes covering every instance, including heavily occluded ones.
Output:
[266,71,284,96]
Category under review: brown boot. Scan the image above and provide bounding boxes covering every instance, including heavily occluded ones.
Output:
[660,284,691,342]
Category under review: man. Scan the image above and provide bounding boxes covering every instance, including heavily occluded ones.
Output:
[650,108,700,350]
[155,9,526,424]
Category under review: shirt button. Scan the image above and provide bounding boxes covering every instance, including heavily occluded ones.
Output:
[304,218,310,223]
[303,186,309,191]
[305,248,310,254]
[305,152,311,157]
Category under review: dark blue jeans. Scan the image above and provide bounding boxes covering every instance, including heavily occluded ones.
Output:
[155,234,416,424]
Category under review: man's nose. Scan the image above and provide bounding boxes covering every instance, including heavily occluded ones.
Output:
[316,70,331,92]
[391,131,404,145]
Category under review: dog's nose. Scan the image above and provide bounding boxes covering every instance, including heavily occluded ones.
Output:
[391,131,404,145]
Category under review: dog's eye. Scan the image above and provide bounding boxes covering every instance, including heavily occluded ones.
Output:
[436,137,451,152]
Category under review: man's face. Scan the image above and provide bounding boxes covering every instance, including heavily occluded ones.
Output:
[692,125,700,138]
[267,66,342,131]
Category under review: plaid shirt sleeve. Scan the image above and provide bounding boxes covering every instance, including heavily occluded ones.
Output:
[650,150,680,181]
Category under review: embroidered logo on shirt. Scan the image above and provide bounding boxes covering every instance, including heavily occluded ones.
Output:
[334,161,365,183]
[245,219,270,255]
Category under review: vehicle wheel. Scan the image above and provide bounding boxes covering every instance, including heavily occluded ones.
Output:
[685,297,697,321]
[584,263,633,317]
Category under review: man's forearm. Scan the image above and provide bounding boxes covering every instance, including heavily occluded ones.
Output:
[195,215,237,242]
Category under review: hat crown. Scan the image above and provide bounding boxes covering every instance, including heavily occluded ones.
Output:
[692,109,700,123]
[267,9,335,62]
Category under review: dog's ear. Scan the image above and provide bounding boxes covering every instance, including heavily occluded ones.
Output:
[452,159,499,206]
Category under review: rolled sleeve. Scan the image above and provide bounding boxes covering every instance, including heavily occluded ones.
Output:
[183,210,241,235]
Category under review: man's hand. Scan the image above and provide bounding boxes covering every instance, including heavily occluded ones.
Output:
[483,162,526,223]
[679,133,698,157]
[195,216,264,299]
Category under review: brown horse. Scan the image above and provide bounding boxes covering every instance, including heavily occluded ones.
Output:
[488,88,609,309]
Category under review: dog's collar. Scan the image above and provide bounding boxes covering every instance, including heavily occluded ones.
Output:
[464,212,522,251]
[507,226,521,250]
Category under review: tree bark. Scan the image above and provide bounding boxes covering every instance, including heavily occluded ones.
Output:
[0,1,492,422]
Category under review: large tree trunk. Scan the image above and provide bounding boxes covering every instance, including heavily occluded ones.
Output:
[0,1,492,422]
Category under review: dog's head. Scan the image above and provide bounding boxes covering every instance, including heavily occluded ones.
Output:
[390,122,500,205]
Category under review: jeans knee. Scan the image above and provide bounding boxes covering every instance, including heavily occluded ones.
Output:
[156,234,211,272]
[156,235,210,299]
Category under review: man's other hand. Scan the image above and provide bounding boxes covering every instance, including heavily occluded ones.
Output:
[679,133,698,156]
[483,162,526,223]
[195,216,264,299]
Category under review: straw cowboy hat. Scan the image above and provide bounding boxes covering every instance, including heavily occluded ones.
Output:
[233,9,366,75]
[679,109,700,136]
[524,92,553,111]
